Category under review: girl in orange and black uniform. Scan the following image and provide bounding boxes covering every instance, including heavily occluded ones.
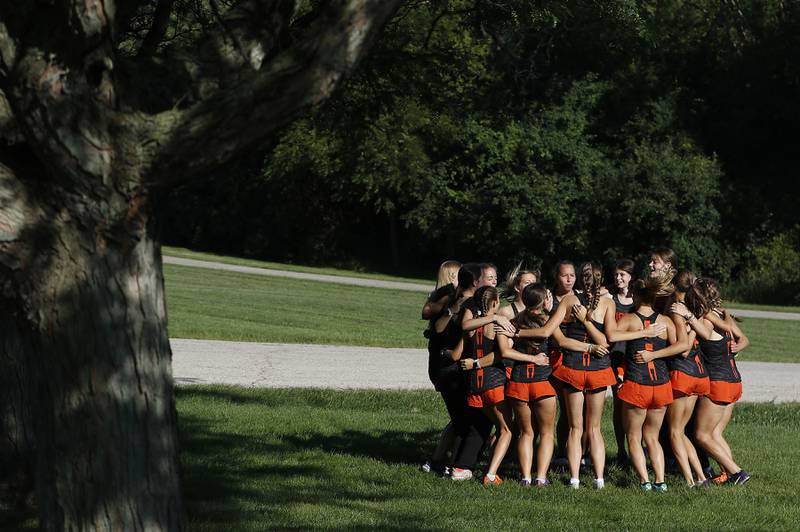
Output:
[500,284,557,487]
[607,259,636,465]
[678,278,750,485]
[616,278,678,491]
[420,260,461,474]
[551,262,615,488]
[547,260,576,464]
[454,286,514,485]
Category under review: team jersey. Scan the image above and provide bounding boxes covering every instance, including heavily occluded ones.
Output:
[624,311,670,385]
[509,337,552,383]
[612,293,635,321]
[666,335,708,378]
[466,326,505,394]
[699,330,741,384]
[561,293,610,372]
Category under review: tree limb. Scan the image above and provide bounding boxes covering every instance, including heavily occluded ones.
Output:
[137,0,175,57]
[147,0,403,185]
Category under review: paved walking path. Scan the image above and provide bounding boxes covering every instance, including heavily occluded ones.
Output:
[163,255,800,321]
[171,339,800,403]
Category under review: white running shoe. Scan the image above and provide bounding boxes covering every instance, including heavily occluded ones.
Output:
[569,478,580,489]
[420,461,432,473]
[592,478,605,490]
[451,468,473,481]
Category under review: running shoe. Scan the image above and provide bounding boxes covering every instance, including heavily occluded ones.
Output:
[520,479,532,488]
[442,466,451,478]
[534,479,551,488]
[569,478,580,489]
[450,468,473,481]
[592,478,605,490]
[640,482,653,491]
[482,475,503,486]
[703,466,717,479]
[727,470,751,486]
[420,461,432,473]
[653,482,668,492]
[711,471,729,485]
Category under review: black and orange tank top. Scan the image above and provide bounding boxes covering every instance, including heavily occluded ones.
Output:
[510,337,551,383]
[666,333,707,378]
[699,330,740,384]
[468,326,505,394]
[625,311,670,385]
[561,293,609,371]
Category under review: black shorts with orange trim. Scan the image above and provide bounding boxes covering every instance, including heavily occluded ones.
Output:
[467,385,505,408]
[670,370,710,397]
[618,380,673,409]
[553,365,616,392]
[506,380,556,402]
[707,380,742,405]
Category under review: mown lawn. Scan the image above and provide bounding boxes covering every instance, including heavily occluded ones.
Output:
[163,246,431,285]
[177,386,800,531]
[163,246,800,316]
[165,264,800,362]
[165,264,428,348]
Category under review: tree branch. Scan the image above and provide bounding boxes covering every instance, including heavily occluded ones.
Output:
[1,0,121,189]
[137,0,175,57]
[147,0,402,185]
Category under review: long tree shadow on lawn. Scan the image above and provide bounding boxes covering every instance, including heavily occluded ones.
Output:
[180,414,444,530]
[283,428,440,466]
[179,412,447,530]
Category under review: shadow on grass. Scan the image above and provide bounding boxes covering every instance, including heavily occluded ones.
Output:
[177,387,447,530]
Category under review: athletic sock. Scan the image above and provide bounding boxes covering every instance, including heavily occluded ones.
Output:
[570,477,580,487]
[534,478,546,483]
[523,477,532,483]
[486,473,496,481]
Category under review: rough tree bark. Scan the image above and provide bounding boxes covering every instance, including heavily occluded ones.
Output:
[0,1,402,530]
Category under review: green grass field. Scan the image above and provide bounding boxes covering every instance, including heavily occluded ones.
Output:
[165,264,427,348]
[177,386,800,531]
[164,246,800,315]
[163,246,431,285]
[165,264,800,362]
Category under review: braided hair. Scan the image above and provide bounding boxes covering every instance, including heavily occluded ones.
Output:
[579,262,604,314]
[474,285,499,316]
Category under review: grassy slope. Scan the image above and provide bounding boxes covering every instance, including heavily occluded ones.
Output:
[163,246,431,285]
[164,246,800,314]
[737,317,800,364]
[165,264,799,362]
[165,264,428,348]
[178,386,800,531]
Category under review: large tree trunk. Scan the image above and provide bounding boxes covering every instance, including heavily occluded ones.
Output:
[0,312,36,511]
[24,215,183,531]
[1,1,402,529]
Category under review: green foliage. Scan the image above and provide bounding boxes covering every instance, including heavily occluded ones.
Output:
[727,228,800,304]
[163,0,800,300]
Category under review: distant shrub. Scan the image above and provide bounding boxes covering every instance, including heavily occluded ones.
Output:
[727,228,800,305]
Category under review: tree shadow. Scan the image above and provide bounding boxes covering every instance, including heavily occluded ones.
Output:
[177,388,449,530]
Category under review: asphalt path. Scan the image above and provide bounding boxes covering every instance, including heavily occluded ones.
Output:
[163,255,800,321]
[171,339,800,403]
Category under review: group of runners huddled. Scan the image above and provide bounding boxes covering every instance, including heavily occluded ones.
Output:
[421,248,750,490]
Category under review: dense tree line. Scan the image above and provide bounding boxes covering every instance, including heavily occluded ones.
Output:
[164,0,800,303]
